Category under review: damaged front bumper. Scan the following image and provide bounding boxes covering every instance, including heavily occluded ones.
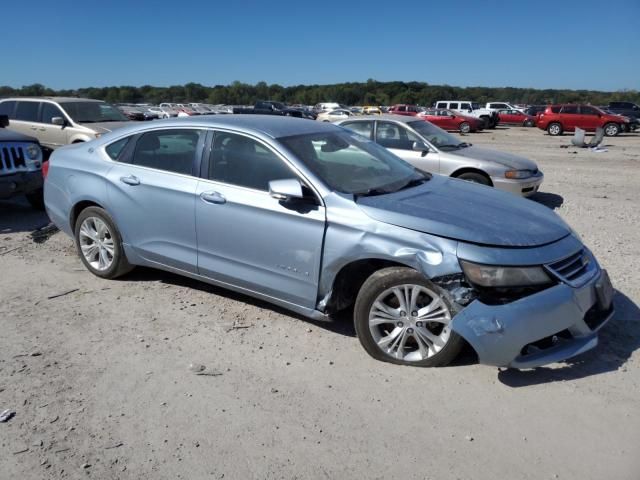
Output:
[450,268,614,368]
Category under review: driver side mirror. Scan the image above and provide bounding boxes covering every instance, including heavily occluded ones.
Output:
[269,178,304,201]
[412,141,429,157]
[51,116,66,126]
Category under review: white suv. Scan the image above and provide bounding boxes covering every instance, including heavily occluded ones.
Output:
[434,101,498,128]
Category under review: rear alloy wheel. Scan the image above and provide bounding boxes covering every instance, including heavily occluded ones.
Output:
[354,267,464,367]
[74,207,133,279]
[456,172,491,186]
[603,123,620,137]
[547,122,563,136]
[459,121,471,134]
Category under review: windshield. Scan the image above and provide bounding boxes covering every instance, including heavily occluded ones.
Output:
[407,121,466,150]
[279,130,424,195]
[61,102,128,123]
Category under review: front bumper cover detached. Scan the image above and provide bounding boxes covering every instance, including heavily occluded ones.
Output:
[450,269,614,368]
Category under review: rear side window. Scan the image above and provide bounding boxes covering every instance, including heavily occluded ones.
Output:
[0,100,16,117]
[105,137,131,160]
[14,101,40,122]
[209,132,293,191]
[132,129,203,175]
[449,102,459,109]
[550,106,561,113]
[560,105,578,114]
[341,121,374,139]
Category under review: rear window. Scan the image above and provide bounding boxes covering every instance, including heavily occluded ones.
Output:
[550,106,561,113]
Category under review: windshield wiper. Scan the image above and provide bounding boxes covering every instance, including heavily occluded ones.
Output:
[352,187,391,199]
[395,176,429,192]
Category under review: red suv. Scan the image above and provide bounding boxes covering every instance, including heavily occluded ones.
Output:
[537,104,630,136]
[388,104,422,116]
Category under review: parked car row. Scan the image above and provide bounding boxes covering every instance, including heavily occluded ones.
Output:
[42,115,614,369]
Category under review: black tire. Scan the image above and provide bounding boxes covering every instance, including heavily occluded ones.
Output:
[74,206,133,279]
[603,122,620,137]
[25,189,45,210]
[456,172,491,186]
[459,121,471,134]
[547,122,563,136]
[479,116,491,129]
[354,267,464,367]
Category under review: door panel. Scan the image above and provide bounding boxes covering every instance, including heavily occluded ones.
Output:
[375,121,440,173]
[195,180,325,308]
[106,164,199,272]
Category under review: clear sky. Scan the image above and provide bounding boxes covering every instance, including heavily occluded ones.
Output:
[4,0,639,91]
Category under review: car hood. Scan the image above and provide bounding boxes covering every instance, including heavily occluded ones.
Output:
[78,121,130,133]
[355,174,570,247]
[450,146,538,170]
[0,127,38,143]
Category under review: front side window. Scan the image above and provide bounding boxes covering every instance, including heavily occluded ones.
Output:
[14,102,40,122]
[132,129,203,175]
[449,102,459,109]
[375,122,421,151]
[209,132,293,191]
[341,121,373,139]
[40,103,66,124]
[60,101,128,123]
[580,106,599,116]
[279,130,420,195]
[407,120,466,151]
[436,102,446,109]
[460,103,471,110]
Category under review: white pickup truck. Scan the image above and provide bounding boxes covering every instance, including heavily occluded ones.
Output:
[434,101,499,128]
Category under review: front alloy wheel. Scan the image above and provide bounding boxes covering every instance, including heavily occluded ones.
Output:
[354,267,464,366]
[604,123,620,136]
[547,123,562,136]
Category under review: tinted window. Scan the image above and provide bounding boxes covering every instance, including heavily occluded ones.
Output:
[132,129,203,175]
[375,122,421,150]
[341,121,373,139]
[0,100,16,117]
[105,137,131,160]
[550,106,561,113]
[60,101,128,122]
[436,102,446,109]
[15,101,40,122]
[449,102,459,109]
[580,106,598,115]
[560,105,578,114]
[209,132,293,191]
[40,103,66,124]
[460,103,471,110]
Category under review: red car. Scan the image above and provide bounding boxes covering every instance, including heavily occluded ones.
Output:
[388,104,422,116]
[497,109,536,127]
[537,104,630,136]
[417,109,483,133]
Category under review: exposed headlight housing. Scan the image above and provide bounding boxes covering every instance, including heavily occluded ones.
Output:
[459,260,552,287]
[505,169,533,179]
[26,144,41,160]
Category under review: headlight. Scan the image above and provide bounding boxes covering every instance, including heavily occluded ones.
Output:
[505,169,533,179]
[26,144,41,160]
[460,260,552,287]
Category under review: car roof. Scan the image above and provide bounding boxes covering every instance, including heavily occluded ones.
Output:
[1,97,104,103]
[103,115,339,140]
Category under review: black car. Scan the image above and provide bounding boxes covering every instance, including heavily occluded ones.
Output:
[524,105,547,117]
[233,101,304,117]
[606,102,639,131]
[0,115,45,209]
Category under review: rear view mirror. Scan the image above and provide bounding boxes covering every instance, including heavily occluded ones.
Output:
[51,117,65,126]
[412,141,429,152]
[269,178,304,201]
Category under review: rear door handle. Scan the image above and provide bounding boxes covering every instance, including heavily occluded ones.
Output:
[120,175,140,186]
[200,191,226,204]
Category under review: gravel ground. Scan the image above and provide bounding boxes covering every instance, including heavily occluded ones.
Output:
[1,126,639,479]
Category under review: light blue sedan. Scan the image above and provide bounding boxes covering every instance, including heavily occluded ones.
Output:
[44,115,614,368]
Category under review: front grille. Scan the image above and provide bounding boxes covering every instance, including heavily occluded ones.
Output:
[0,143,28,174]
[545,249,596,287]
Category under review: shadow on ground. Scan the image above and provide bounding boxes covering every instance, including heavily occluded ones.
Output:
[531,191,564,210]
[498,290,640,387]
[0,198,49,234]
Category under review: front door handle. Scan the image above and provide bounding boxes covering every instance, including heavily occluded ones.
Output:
[120,175,140,186]
[200,191,226,204]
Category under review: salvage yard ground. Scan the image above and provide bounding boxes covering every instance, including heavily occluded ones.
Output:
[1,127,639,479]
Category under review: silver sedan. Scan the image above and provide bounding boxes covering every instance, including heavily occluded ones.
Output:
[335,114,543,197]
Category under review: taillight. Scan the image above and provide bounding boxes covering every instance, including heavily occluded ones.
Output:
[42,160,50,179]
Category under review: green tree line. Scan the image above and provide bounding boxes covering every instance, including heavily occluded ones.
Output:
[1,80,638,106]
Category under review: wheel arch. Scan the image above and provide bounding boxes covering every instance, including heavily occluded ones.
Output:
[450,167,493,186]
[69,200,106,232]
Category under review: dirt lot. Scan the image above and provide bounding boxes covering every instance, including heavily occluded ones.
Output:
[1,126,639,480]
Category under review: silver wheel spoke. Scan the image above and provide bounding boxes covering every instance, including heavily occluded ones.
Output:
[377,327,402,349]
[79,217,115,271]
[392,287,410,313]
